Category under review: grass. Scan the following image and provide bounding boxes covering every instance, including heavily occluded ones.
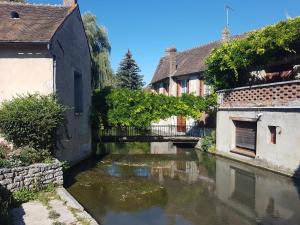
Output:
[52,222,66,225]
[69,207,91,225]
[48,210,60,220]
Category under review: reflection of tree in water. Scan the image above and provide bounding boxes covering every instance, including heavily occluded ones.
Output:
[196,151,216,178]
[99,142,151,155]
[67,163,168,223]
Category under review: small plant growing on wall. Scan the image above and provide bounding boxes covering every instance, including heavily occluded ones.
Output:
[0,94,66,153]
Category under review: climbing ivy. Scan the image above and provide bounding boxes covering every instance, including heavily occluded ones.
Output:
[101,89,217,128]
[205,17,300,90]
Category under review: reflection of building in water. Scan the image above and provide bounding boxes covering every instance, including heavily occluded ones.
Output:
[216,157,300,225]
[151,160,201,184]
[150,142,177,155]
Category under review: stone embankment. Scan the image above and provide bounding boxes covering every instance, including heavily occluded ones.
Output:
[0,160,63,192]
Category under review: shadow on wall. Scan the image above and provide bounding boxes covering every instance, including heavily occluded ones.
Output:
[293,165,300,199]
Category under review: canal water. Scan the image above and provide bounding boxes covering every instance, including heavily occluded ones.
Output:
[65,142,300,225]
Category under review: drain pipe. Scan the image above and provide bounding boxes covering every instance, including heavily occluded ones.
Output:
[47,43,57,94]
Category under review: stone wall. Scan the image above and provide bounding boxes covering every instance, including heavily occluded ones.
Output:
[0,160,63,192]
[218,80,300,108]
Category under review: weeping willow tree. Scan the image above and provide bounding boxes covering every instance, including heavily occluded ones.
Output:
[82,12,115,89]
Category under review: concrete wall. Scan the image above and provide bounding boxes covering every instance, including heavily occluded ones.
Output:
[217,109,300,173]
[0,45,53,103]
[50,7,92,165]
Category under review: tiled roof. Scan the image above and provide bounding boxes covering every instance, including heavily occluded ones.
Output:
[0,2,73,43]
[151,41,220,84]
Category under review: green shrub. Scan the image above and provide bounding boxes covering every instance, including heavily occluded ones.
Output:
[201,131,216,152]
[0,94,66,152]
[0,158,12,168]
[12,188,37,206]
[19,147,52,165]
[0,142,11,159]
[105,88,217,127]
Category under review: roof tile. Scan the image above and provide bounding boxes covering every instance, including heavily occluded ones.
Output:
[0,2,72,42]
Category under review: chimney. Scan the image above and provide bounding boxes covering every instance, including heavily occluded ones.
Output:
[221,26,231,42]
[63,0,77,7]
[165,47,177,75]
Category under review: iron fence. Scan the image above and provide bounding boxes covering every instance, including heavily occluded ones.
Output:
[100,125,213,138]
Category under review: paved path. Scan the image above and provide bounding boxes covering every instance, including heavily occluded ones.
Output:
[11,187,98,225]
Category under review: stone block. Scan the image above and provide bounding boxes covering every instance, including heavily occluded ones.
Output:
[4,173,14,178]
[0,178,12,186]
[7,183,19,190]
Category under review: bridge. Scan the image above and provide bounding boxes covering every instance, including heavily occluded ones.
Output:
[100,125,213,144]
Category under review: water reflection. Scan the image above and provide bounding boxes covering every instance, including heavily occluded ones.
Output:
[216,158,300,225]
[65,142,300,225]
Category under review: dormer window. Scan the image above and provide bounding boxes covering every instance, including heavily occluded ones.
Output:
[11,11,20,19]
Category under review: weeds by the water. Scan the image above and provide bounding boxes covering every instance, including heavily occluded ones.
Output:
[48,210,60,220]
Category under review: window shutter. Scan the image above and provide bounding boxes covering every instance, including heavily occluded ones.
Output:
[74,72,83,113]
[235,121,257,151]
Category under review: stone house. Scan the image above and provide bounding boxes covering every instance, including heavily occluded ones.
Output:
[216,80,300,177]
[0,0,92,165]
[150,42,220,130]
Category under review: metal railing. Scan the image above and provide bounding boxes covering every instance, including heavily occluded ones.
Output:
[100,125,213,138]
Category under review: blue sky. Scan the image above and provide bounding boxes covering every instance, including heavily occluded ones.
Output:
[30,0,300,84]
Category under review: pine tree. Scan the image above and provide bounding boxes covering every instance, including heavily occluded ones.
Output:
[116,50,144,90]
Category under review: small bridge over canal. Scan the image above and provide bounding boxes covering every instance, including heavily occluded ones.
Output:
[100,125,213,144]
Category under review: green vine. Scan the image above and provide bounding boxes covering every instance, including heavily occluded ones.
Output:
[205,17,300,90]
[93,88,217,128]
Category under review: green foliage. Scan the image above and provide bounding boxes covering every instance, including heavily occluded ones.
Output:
[83,12,114,89]
[205,17,300,90]
[91,87,112,131]
[0,147,53,168]
[0,94,66,152]
[12,188,37,206]
[19,147,52,165]
[0,143,10,159]
[200,131,216,152]
[116,50,145,90]
[105,89,217,128]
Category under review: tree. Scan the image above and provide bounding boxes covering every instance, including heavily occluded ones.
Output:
[82,12,114,89]
[116,50,145,90]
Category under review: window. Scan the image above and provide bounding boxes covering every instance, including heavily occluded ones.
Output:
[159,82,164,94]
[269,126,277,144]
[74,72,83,114]
[11,11,20,19]
[181,80,187,94]
[163,82,169,95]
[234,120,257,153]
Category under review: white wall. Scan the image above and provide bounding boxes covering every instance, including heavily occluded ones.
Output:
[217,109,300,172]
[0,58,53,103]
